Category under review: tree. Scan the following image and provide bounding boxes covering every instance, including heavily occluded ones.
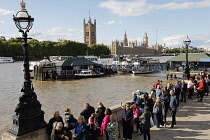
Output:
[88,44,110,56]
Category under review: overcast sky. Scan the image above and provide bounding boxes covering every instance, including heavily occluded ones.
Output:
[0,0,210,48]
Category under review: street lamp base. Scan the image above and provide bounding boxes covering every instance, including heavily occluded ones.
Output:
[2,127,48,140]
[8,110,47,136]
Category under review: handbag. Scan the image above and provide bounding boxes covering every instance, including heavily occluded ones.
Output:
[153,107,158,114]
[150,116,154,127]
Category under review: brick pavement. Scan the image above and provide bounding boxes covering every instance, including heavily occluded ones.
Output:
[131,95,210,140]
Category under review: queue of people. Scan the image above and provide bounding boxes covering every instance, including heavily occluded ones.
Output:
[47,71,209,140]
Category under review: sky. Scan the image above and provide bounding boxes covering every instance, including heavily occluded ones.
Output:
[0,0,210,49]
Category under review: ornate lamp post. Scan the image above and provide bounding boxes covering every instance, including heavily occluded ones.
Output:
[183,36,191,80]
[8,0,46,136]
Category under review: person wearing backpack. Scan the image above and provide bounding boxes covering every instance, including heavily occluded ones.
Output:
[140,107,152,140]
[64,108,77,131]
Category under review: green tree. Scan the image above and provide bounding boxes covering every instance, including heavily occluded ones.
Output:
[88,44,110,56]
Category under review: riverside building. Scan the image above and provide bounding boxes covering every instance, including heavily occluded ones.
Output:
[109,32,163,56]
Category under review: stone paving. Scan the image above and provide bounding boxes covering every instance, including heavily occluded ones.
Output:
[131,95,210,140]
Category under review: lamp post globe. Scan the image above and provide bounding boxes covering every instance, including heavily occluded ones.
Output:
[8,0,46,136]
[183,36,191,80]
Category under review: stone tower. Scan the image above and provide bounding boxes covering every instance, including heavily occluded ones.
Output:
[123,31,128,46]
[84,18,96,46]
[143,32,148,47]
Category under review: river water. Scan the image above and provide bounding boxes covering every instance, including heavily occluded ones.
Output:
[0,60,174,136]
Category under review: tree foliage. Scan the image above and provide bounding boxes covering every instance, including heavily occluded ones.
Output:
[88,44,110,56]
[163,48,202,53]
[0,39,110,58]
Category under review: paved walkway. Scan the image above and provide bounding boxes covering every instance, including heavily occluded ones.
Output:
[131,95,210,140]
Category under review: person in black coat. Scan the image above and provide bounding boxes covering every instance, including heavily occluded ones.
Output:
[140,107,152,140]
[96,102,106,127]
[64,108,77,130]
[47,111,64,136]
[146,94,154,118]
[122,102,133,140]
[80,102,95,123]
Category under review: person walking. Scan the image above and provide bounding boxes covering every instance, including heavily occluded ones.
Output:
[140,107,152,140]
[169,90,179,128]
[80,103,95,123]
[122,102,133,140]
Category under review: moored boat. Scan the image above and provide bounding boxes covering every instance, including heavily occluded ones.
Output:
[132,70,154,74]
[0,57,15,63]
[74,69,105,78]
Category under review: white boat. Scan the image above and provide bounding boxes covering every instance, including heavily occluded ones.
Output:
[0,57,15,63]
[132,70,154,74]
[74,70,105,78]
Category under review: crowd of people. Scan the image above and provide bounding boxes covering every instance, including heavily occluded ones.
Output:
[47,71,209,140]
[47,102,118,140]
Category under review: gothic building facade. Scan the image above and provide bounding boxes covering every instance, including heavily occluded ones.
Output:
[109,32,162,56]
[83,18,96,46]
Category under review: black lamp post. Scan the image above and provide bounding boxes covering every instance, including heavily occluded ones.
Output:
[183,36,191,80]
[8,0,46,136]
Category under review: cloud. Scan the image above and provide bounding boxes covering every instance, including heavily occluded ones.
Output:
[0,21,5,24]
[118,21,123,24]
[48,27,78,33]
[28,27,82,41]
[99,0,210,16]
[106,20,116,25]
[0,9,15,15]
[105,20,123,25]
[3,27,82,42]
[162,34,210,48]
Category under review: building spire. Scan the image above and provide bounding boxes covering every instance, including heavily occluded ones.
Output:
[123,30,128,46]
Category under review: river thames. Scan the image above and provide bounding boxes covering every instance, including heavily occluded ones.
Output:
[0,61,175,136]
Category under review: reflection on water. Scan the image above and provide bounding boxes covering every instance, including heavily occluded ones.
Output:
[0,62,175,136]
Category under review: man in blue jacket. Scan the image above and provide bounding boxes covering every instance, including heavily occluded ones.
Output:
[169,90,179,128]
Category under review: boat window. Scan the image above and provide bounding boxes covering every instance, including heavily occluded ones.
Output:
[83,72,89,74]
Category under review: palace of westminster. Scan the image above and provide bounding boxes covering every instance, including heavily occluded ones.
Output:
[84,18,163,56]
